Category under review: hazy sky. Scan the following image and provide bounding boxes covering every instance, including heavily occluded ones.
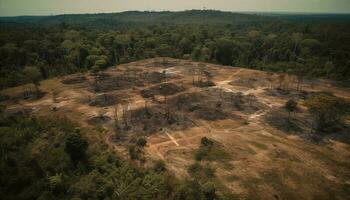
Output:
[1,0,349,16]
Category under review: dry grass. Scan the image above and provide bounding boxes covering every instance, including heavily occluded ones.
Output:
[1,57,350,199]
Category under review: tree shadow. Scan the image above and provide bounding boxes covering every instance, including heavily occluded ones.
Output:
[264,107,350,145]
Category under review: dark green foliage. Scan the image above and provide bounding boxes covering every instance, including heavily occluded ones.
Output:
[153,160,166,172]
[183,162,220,200]
[305,92,346,131]
[195,137,230,162]
[1,11,350,89]
[188,162,216,181]
[285,99,298,122]
[174,180,206,200]
[285,99,297,113]
[203,182,217,200]
[64,130,88,166]
[136,137,147,148]
[196,137,214,160]
[201,137,214,147]
[23,66,42,94]
[128,145,140,160]
[0,115,181,200]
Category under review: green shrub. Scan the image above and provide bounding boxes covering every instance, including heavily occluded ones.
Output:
[153,160,166,172]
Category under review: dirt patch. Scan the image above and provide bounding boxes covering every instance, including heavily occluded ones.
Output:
[208,88,269,115]
[11,90,46,101]
[3,57,350,199]
[264,108,308,134]
[194,107,229,121]
[194,80,216,88]
[91,71,173,92]
[168,90,241,121]
[264,88,315,100]
[264,98,350,144]
[87,115,112,125]
[115,106,193,137]
[61,74,87,84]
[145,58,178,68]
[141,82,185,97]
[230,77,269,88]
[92,75,136,92]
[89,93,122,107]
[228,92,268,114]
[3,107,32,118]
[143,72,166,84]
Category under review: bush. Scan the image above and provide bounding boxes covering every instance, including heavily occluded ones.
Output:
[128,145,139,160]
[153,160,166,172]
[136,137,147,148]
[305,92,345,131]
[188,162,216,180]
[65,130,88,166]
[195,146,210,161]
[201,137,214,147]
[203,182,217,200]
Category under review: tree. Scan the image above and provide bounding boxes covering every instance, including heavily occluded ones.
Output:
[179,37,192,55]
[295,62,306,91]
[174,180,205,200]
[215,38,235,65]
[197,63,207,86]
[291,33,303,54]
[285,99,297,122]
[65,129,88,166]
[153,160,166,172]
[201,137,213,147]
[95,59,107,69]
[305,93,345,131]
[203,182,217,200]
[324,61,334,78]
[23,66,42,95]
[248,30,260,42]
[136,137,147,148]
[278,74,286,89]
[91,65,101,89]
[128,145,139,160]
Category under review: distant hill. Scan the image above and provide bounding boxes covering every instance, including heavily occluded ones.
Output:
[0,10,275,28]
[254,12,350,22]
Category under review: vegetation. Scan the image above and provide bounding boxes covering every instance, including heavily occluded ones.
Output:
[64,129,88,167]
[23,66,42,95]
[285,99,298,122]
[136,137,147,148]
[305,92,346,131]
[195,137,231,162]
[1,10,350,89]
[0,112,236,200]
[1,10,350,200]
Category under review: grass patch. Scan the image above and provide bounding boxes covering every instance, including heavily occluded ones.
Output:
[188,162,216,182]
[195,137,231,162]
[226,175,240,182]
[249,141,268,150]
[260,170,302,200]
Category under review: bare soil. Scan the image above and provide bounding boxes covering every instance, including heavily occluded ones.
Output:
[1,57,350,199]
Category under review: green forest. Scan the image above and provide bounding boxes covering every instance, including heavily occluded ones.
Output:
[1,10,350,89]
[1,10,350,200]
[0,108,230,200]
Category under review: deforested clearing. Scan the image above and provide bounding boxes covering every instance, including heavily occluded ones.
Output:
[2,57,350,199]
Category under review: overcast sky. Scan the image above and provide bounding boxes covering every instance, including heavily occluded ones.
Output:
[1,0,349,16]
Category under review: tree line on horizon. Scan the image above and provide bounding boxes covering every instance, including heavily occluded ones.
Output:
[0,11,349,89]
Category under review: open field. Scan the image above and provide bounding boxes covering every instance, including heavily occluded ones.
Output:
[1,58,350,199]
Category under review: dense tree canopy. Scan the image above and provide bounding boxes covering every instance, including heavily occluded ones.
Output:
[0,11,349,89]
[0,114,231,200]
